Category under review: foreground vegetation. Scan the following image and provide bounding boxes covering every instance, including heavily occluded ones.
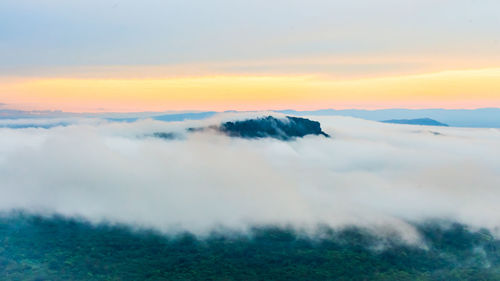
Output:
[1,214,499,280]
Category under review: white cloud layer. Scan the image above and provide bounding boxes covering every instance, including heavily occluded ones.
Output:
[1,113,500,243]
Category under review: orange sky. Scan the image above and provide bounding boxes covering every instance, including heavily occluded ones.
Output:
[1,68,500,112]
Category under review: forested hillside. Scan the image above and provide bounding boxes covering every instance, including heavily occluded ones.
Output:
[1,214,499,281]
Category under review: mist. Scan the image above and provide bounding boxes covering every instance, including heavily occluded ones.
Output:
[1,113,499,243]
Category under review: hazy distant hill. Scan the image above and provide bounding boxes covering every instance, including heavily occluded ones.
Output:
[381,118,448,126]
[278,108,500,128]
[108,112,217,123]
[153,111,217,122]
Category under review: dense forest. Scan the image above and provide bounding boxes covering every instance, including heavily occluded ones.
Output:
[1,214,499,281]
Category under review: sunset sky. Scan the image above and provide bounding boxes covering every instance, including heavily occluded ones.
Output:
[1,0,499,112]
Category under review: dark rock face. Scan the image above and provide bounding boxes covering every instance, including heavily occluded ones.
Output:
[151,116,330,141]
[382,118,449,127]
[219,116,330,140]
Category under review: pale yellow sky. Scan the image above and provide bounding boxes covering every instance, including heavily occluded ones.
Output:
[1,68,499,112]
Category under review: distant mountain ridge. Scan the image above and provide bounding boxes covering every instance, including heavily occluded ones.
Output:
[2,108,500,128]
[381,118,448,127]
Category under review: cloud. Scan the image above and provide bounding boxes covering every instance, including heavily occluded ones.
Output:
[0,113,499,244]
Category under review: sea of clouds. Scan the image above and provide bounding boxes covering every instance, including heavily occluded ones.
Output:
[1,113,499,243]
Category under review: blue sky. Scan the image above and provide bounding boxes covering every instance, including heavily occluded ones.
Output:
[1,0,499,76]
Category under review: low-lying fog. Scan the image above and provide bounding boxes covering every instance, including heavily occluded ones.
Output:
[1,113,499,244]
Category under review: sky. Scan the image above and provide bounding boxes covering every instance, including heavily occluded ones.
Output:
[1,0,500,112]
